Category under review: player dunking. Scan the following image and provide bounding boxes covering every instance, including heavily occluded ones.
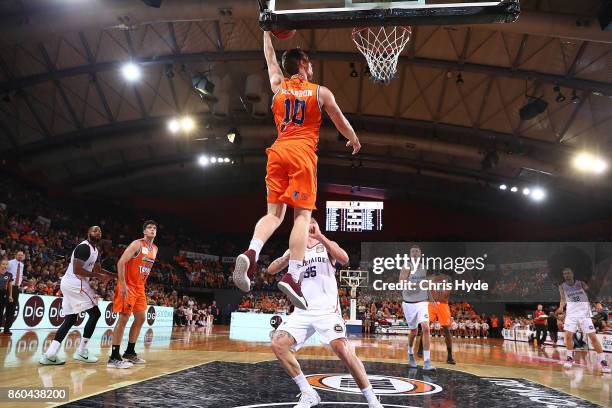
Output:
[400,245,435,371]
[267,218,382,408]
[108,220,158,369]
[40,226,115,365]
[558,267,609,373]
[233,31,361,309]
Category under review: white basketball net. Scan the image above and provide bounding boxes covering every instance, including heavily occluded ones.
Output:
[352,26,412,84]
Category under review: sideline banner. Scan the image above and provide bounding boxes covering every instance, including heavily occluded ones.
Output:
[503,328,611,352]
[8,294,174,330]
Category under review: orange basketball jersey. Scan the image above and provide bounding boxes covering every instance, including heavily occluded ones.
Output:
[125,239,157,290]
[271,75,322,150]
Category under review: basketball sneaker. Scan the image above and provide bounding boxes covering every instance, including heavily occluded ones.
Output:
[39,354,65,365]
[408,353,417,368]
[278,273,308,310]
[447,355,456,365]
[123,353,146,364]
[294,389,320,408]
[369,401,384,408]
[563,356,574,369]
[107,358,133,369]
[233,249,257,292]
[423,360,436,371]
[601,360,610,374]
[74,349,98,363]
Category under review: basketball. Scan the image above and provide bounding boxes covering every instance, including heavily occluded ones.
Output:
[271,29,296,40]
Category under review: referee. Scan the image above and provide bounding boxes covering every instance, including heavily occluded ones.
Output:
[3,251,24,335]
[0,259,12,330]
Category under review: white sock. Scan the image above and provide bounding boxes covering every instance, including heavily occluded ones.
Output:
[249,239,264,260]
[361,385,377,404]
[288,260,302,282]
[46,340,61,358]
[567,350,573,358]
[424,350,430,361]
[408,345,414,356]
[78,338,90,353]
[292,373,312,393]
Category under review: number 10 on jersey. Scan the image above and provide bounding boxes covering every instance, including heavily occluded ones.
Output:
[283,98,306,125]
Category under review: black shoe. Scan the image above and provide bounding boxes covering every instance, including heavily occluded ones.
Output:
[447,356,456,365]
[2,330,12,335]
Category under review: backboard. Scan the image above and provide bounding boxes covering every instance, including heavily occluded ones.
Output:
[259,0,521,30]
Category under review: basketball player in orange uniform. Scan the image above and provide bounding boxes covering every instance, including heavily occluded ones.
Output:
[233,31,361,309]
[108,220,158,369]
[428,272,456,364]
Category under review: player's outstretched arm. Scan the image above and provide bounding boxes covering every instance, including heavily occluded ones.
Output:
[267,249,290,275]
[310,222,349,265]
[263,31,283,92]
[319,86,361,155]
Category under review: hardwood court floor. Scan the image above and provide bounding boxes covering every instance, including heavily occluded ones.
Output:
[0,326,609,407]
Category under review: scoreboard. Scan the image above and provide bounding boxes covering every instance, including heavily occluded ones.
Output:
[325,201,383,232]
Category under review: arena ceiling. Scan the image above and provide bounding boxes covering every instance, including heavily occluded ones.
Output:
[0,0,611,216]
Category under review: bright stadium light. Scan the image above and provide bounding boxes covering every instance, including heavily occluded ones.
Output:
[211,157,217,164]
[573,152,608,174]
[510,186,518,193]
[167,119,180,133]
[522,187,531,195]
[224,158,230,163]
[198,155,209,166]
[593,158,608,174]
[181,116,195,132]
[530,187,546,202]
[499,184,507,190]
[121,62,141,82]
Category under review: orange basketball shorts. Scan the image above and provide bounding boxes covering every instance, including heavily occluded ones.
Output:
[265,140,317,210]
[113,284,147,314]
[429,302,451,326]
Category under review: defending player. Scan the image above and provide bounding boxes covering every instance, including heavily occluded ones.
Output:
[428,272,456,364]
[40,226,115,365]
[233,31,361,310]
[108,220,158,369]
[558,267,609,373]
[267,218,382,408]
[400,245,435,371]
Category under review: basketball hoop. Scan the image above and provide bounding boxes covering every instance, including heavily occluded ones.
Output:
[351,26,412,84]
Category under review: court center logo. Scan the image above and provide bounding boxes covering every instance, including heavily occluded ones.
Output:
[147,306,156,326]
[23,295,45,327]
[105,302,118,326]
[307,374,442,396]
[49,298,65,326]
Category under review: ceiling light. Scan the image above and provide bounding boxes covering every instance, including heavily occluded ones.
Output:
[180,116,195,132]
[192,73,215,98]
[593,158,608,174]
[522,187,530,195]
[499,184,507,190]
[224,158,230,163]
[198,155,209,166]
[211,157,217,163]
[530,187,546,202]
[510,186,518,193]
[227,128,241,145]
[121,62,141,82]
[167,119,180,133]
